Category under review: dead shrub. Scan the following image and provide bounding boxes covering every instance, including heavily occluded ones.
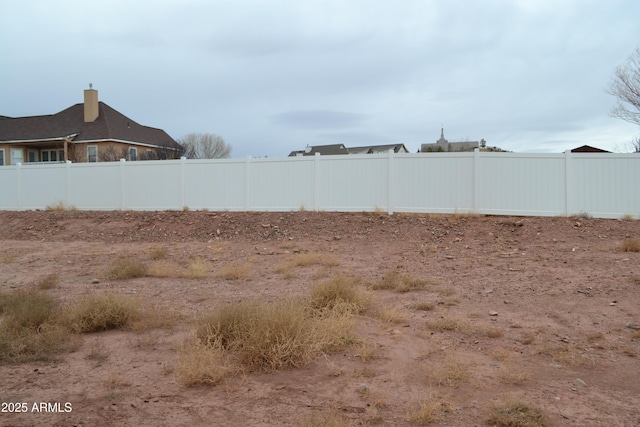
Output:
[1,291,58,331]
[412,301,436,311]
[148,262,178,278]
[499,365,531,385]
[182,258,210,279]
[37,273,59,290]
[406,395,451,425]
[177,341,233,386]
[149,245,169,260]
[217,262,249,280]
[67,293,141,333]
[309,275,370,313]
[427,316,471,333]
[487,397,547,427]
[429,359,470,387]
[371,270,436,292]
[194,296,357,374]
[104,254,148,280]
[620,238,640,252]
[0,291,77,364]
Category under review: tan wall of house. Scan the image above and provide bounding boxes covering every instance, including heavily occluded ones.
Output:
[0,142,176,165]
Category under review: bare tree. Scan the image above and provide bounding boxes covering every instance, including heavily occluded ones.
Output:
[608,47,640,127]
[99,145,129,162]
[178,133,232,159]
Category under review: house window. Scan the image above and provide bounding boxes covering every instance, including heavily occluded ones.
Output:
[129,147,137,161]
[10,148,24,165]
[87,146,98,162]
[28,150,38,163]
[0,149,4,166]
[146,149,152,159]
[40,149,65,162]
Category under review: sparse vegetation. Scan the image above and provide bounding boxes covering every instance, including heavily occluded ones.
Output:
[217,261,250,280]
[406,395,451,425]
[620,238,640,252]
[427,358,470,387]
[487,398,547,427]
[499,365,531,385]
[0,291,77,363]
[309,275,370,313]
[149,245,169,260]
[182,258,210,279]
[184,276,368,380]
[45,201,77,211]
[370,270,436,293]
[67,292,142,333]
[37,273,59,290]
[104,254,148,280]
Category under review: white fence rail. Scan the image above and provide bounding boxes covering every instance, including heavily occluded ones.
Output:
[1,151,639,219]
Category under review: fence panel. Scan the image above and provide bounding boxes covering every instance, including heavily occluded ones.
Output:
[477,153,566,216]
[0,152,638,218]
[569,154,640,218]
[392,153,475,213]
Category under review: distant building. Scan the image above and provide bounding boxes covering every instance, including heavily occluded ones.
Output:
[0,88,181,165]
[570,145,611,153]
[420,128,479,152]
[289,143,408,157]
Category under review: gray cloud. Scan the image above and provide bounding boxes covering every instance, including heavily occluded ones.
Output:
[1,0,639,157]
[272,111,368,130]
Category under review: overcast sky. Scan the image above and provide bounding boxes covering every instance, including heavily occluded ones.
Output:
[2,0,639,157]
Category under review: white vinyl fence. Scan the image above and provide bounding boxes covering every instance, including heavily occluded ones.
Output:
[1,150,639,219]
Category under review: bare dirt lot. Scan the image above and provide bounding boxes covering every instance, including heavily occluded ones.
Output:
[0,210,639,427]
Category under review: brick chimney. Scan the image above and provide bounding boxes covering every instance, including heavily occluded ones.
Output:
[84,85,99,122]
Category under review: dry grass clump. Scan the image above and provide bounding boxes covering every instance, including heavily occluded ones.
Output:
[406,395,451,425]
[370,270,436,293]
[427,358,470,387]
[486,397,547,427]
[309,275,370,313]
[66,292,142,333]
[176,341,233,386]
[183,258,210,279]
[37,273,59,290]
[194,298,352,373]
[45,201,77,211]
[620,238,640,252]
[149,245,169,260]
[190,292,359,378]
[427,316,471,333]
[104,254,148,280]
[0,291,76,363]
[148,262,178,278]
[217,261,250,280]
[499,365,531,385]
[532,344,590,367]
[412,301,436,311]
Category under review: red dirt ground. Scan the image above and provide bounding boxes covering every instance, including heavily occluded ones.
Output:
[0,210,639,426]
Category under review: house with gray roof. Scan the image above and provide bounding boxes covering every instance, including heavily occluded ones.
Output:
[0,88,181,165]
[288,143,408,157]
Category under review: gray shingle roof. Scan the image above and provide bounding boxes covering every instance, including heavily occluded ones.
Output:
[0,102,180,150]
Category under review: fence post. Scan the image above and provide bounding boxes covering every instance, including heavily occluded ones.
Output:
[564,150,571,216]
[473,148,480,213]
[387,149,394,215]
[16,162,22,210]
[119,158,126,210]
[245,156,252,210]
[65,160,72,208]
[180,157,186,210]
[314,153,320,211]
